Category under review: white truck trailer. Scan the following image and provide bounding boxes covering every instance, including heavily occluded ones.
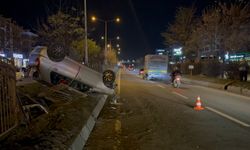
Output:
[144,55,168,80]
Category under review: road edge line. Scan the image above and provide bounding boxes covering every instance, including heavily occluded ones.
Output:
[149,81,155,84]
[191,85,250,100]
[157,84,165,89]
[206,106,250,128]
[172,91,189,99]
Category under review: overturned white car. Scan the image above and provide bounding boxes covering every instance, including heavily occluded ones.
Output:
[28,46,115,95]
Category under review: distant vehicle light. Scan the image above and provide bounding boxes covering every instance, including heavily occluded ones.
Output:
[0,53,6,57]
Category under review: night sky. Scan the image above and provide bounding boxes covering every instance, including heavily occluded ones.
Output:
[0,0,213,59]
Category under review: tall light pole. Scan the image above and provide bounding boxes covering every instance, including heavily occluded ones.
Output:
[91,16,120,66]
[84,0,88,64]
[104,21,108,65]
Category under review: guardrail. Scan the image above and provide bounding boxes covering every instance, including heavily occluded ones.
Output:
[0,56,18,138]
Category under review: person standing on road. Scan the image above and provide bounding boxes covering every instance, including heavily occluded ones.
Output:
[239,59,249,82]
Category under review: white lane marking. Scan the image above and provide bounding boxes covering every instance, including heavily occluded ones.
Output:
[172,92,189,99]
[149,81,155,84]
[157,84,165,89]
[206,106,250,128]
[190,85,250,100]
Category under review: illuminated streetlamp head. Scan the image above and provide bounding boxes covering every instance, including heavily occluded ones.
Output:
[107,44,111,48]
[91,16,97,21]
[116,17,120,23]
[116,36,120,40]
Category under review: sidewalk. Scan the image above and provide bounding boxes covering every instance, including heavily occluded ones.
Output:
[182,75,250,97]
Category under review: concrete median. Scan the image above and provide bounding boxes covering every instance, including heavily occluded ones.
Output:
[69,95,108,150]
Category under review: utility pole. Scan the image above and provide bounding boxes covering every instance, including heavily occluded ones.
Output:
[84,0,88,64]
[91,17,120,67]
[104,21,108,65]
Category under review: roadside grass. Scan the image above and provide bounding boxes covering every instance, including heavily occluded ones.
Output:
[1,82,98,150]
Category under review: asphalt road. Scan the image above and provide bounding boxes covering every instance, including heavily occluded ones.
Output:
[84,69,250,150]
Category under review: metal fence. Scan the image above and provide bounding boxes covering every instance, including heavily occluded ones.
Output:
[0,56,17,138]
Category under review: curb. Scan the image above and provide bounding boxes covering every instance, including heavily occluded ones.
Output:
[69,95,108,150]
[227,86,250,97]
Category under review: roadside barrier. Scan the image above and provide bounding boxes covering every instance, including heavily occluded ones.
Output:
[0,56,18,138]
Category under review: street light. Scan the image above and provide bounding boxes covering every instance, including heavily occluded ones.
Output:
[91,16,121,65]
[91,16,97,22]
[116,18,121,23]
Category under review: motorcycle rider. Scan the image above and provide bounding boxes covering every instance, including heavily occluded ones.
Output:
[171,67,181,83]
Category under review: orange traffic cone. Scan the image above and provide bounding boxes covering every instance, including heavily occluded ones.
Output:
[194,96,204,111]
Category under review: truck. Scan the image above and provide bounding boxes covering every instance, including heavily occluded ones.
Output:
[143,54,168,80]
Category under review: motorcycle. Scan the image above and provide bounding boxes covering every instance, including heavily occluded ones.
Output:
[173,74,181,88]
